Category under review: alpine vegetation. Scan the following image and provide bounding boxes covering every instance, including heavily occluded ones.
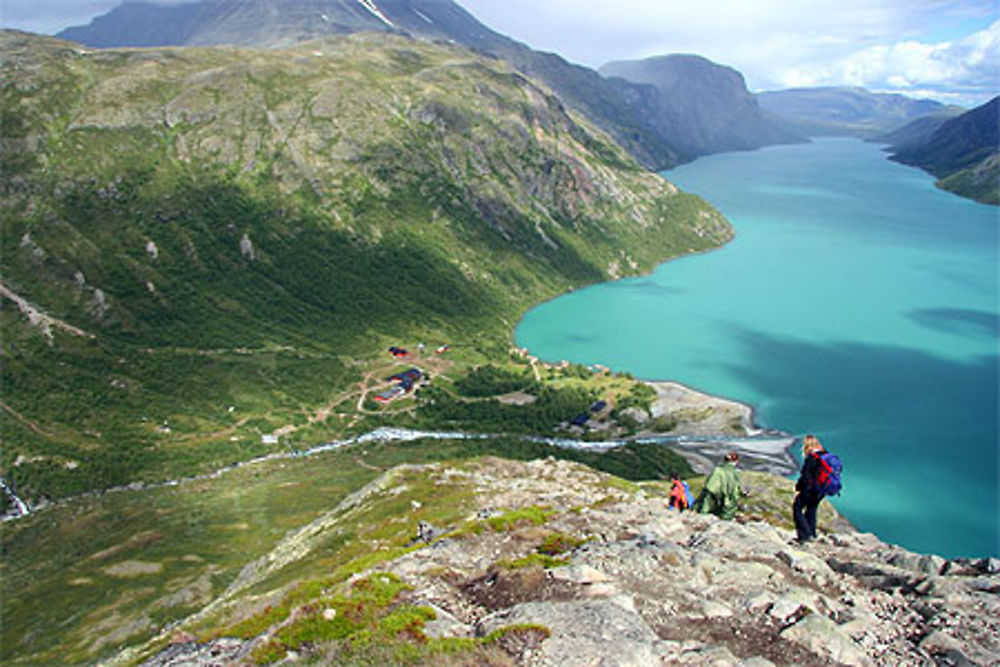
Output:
[0,30,730,505]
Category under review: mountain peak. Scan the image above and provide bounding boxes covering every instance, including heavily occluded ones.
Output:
[55,0,482,49]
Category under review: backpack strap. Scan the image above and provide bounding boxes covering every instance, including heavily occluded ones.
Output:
[810,451,830,489]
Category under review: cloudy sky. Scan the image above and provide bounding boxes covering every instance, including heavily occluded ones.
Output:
[2,0,997,106]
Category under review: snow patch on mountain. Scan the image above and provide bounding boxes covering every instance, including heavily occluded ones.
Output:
[356,0,394,27]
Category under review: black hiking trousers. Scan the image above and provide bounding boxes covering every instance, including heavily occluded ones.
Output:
[793,490,822,542]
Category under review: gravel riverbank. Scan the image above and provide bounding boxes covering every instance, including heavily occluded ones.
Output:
[638,380,799,476]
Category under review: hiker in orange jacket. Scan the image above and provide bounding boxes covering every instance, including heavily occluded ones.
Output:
[668,474,690,511]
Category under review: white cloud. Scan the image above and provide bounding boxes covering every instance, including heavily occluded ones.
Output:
[462,0,999,105]
[3,0,997,105]
[775,19,1000,105]
[466,0,937,66]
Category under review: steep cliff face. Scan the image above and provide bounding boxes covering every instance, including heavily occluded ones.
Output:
[120,458,999,666]
[872,112,963,149]
[600,54,805,157]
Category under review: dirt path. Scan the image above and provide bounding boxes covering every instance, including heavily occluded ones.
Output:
[1,401,56,438]
[167,416,255,443]
[352,456,383,472]
[0,282,94,341]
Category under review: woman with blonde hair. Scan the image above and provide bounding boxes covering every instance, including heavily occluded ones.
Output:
[793,435,827,543]
[802,435,823,456]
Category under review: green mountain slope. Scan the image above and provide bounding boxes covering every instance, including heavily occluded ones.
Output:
[55,0,689,169]
[0,31,731,503]
[55,0,807,170]
[872,111,962,149]
[889,96,999,205]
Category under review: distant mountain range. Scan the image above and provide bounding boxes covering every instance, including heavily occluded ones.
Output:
[600,54,802,157]
[887,96,999,205]
[756,86,960,138]
[56,0,805,168]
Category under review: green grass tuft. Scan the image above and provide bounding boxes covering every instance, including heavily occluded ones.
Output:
[486,506,554,532]
[498,553,569,569]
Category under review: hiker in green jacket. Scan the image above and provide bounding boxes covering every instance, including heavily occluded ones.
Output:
[694,452,743,519]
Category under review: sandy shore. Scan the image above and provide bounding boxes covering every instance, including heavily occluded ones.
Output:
[646,380,758,435]
[639,380,799,476]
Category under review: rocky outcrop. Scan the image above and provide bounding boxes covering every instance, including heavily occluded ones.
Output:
[140,458,999,665]
[394,461,997,665]
[0,282,95,344]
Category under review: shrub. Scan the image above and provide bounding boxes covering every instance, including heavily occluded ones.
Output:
[454,364,537,397]
[537,532,588,556]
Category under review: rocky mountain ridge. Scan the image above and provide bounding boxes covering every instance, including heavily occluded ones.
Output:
[59,0,495,50]
[54,0,803,169]
[888,96,1000,205]
[129,457,999,666]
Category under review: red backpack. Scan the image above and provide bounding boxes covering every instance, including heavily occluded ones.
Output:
[812,452,843,496]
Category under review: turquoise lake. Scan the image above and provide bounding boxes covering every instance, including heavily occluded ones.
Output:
[516,138,999,558]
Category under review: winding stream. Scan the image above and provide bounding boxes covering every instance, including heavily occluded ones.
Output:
[2,426,794,522]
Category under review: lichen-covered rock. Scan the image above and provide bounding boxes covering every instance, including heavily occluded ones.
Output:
[129,458,1000,666]
[779,613,873,666]
[476,597,669,666]
[139,638,251,667]
[421,603,473,640]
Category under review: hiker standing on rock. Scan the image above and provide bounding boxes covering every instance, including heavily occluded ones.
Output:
[693,452,742,519]
[793,434,842,544]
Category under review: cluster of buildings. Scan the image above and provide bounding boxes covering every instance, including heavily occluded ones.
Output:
[374,344,453,404]
[569,400,609,427]
[374,367,424,403]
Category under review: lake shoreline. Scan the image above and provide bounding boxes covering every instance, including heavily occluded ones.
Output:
[637,379,800,476]
[515,138,999,557]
